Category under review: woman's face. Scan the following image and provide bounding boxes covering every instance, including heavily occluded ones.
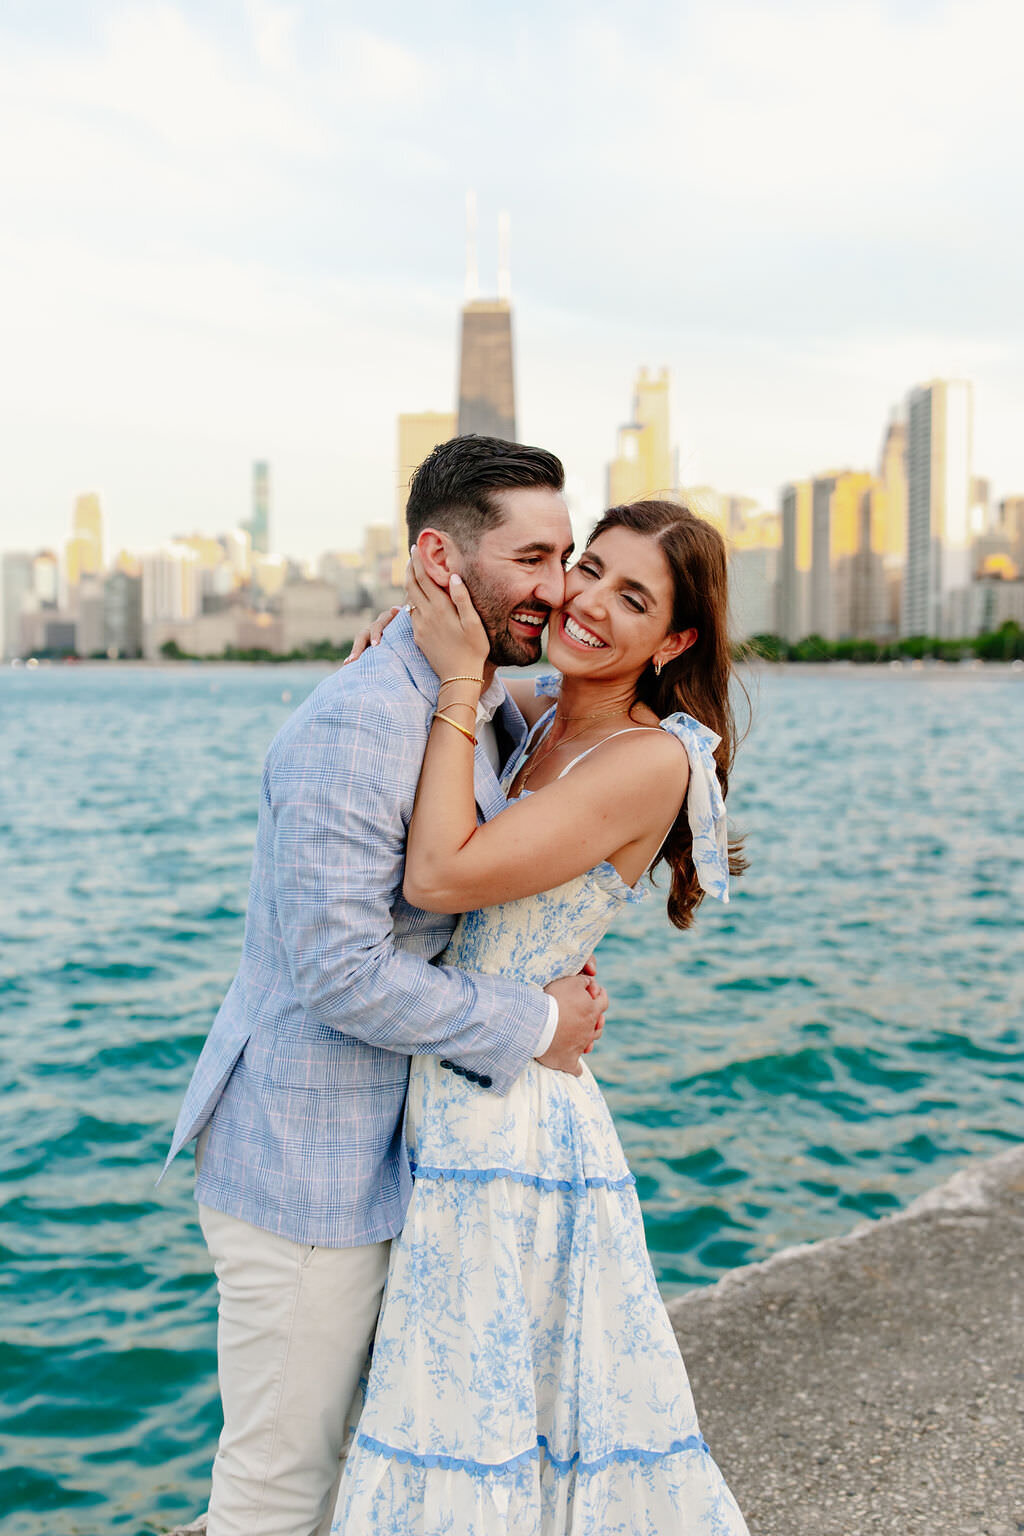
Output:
[547,525,690,682]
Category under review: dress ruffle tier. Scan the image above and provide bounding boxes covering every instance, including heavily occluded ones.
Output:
[332,1060,749,1535]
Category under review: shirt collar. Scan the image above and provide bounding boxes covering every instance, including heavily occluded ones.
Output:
[476,674,506,724]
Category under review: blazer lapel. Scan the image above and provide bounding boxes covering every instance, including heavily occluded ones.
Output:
[381,612,517,823]
[472,740,507,823]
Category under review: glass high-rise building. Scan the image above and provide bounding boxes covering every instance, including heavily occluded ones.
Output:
[2,552,34,659]
[902,381,973,637]
[248,462,270,555]
[395,411,456,566]
[778,480,813,642]
[457,301,516,440]
[607,368,675,505]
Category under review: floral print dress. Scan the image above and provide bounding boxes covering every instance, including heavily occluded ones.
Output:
[332,706,748,1535]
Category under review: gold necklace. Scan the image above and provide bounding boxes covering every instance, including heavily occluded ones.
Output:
[512,708,627,794]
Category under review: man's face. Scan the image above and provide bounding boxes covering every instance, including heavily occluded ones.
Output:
[455,487,574,667]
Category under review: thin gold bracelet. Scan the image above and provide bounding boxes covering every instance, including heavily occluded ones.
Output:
[439,675,484,688]
[433,711,478,746]
[436,698,476,715]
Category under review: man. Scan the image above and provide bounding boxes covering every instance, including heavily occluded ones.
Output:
[162,435,608,1536]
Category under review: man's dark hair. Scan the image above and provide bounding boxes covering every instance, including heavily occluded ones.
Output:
[405,435,565,550]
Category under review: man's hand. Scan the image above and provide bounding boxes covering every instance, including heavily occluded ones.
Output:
[539,966,608,1076]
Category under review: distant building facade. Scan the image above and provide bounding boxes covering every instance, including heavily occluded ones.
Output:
[809,470,877,640]
[608,368,676,505]
[141,545,202,625]
[457,301,516,440]
[244,461,270,555]
[2,552,34,658]
[902,380,973,637]
[395,411,457,559]
[778,480,813,642]
[104,570,143,657]
[876,417,908,631]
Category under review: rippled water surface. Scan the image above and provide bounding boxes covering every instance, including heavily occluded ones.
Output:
[1,663,1021,1533]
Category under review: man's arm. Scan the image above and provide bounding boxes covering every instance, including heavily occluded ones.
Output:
[270,690,559,1093]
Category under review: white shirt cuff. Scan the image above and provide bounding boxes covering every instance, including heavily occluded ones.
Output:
[533,994,559,1059]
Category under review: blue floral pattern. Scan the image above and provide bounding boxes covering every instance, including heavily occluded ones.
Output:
[513,674,730,903]
[331,693,747,1534]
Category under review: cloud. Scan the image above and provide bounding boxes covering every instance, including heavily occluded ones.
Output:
[0,0,1021,560]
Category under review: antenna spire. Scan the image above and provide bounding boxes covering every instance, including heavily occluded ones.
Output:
[464,189,479,302]
[497,209,511,301]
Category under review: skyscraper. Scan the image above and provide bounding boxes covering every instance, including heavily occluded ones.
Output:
[104,569,143,658]
[607,369,675,504]
[457,304,516,439]
[902,380,973,637]
[2,552,34,659]
[778,480,813,642]
[809,470,876,640]
[393,411,457,575]
[247,461,271,555]
[876,416,908,632]
[65,492,103,591]
[457,197,516,440]
[141,545,202,625]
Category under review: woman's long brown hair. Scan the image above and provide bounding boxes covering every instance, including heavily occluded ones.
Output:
[587,500,748,929]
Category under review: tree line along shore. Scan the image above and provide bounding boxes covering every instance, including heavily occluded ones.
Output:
[11,618,1024,666]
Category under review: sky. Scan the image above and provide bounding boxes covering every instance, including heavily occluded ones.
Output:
[1,0,1022,564]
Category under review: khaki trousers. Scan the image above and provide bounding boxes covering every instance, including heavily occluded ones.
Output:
[197,1199,390,1536]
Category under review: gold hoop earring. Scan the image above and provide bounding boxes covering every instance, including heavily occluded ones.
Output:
[654,659,663,677]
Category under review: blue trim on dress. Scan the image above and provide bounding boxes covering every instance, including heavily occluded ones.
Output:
[354,1431,711,1478]
[410,1161,636,1194]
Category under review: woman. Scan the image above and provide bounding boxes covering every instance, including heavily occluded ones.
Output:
[332,501,749,1535]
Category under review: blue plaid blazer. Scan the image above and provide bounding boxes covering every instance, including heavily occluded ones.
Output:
[162,612,550,1246]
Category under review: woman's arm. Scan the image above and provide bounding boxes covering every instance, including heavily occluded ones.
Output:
[405,727,687,912]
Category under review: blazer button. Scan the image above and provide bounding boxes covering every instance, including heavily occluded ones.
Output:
[439,1059,453,1070]
[464,1069,479,1083]
[451,1063,465,1076]
[478,1074,493,1088]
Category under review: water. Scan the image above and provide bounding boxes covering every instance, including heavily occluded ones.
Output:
[1,662,1021,1534]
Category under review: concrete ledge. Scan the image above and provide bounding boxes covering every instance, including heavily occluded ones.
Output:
[164,1145,1024,1535]
[669,1143,1024,1535]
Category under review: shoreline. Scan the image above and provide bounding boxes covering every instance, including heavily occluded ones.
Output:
[6,656,1024,675]
[163,1143,1024,1536]
[669,1142,1024,1534]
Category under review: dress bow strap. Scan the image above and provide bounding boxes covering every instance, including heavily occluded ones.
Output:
[532,674,729,902]
[533,671,562,700]
[659,712,730,903]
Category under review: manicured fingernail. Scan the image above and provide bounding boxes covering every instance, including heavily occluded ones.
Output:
[450,573,463,587]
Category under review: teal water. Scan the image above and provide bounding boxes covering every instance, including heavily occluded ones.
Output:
[1,663,1021,1534]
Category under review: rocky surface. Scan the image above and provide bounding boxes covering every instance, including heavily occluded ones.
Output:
[670,1143,1024,1535]
[163,1145,1024,1535]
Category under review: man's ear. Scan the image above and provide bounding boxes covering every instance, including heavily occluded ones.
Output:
[415,529,458,589]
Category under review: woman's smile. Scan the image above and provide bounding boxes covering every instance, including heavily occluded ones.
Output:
[559,612,609,650]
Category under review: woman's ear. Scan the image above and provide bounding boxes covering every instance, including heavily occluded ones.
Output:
[415,529,457,588]
[655,628,698,669]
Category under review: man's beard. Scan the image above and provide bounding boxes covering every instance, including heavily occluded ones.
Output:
[461,557,550,668]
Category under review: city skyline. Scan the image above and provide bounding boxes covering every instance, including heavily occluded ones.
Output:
[1,1,1022,564]
[6,355,1023,662]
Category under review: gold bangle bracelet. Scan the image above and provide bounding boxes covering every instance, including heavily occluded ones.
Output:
[439,675,484,688]
[433,711,478,746]
[436,698,476,714]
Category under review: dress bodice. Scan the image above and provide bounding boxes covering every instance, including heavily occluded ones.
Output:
[439,856,644,990]
[438,678,729,989]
